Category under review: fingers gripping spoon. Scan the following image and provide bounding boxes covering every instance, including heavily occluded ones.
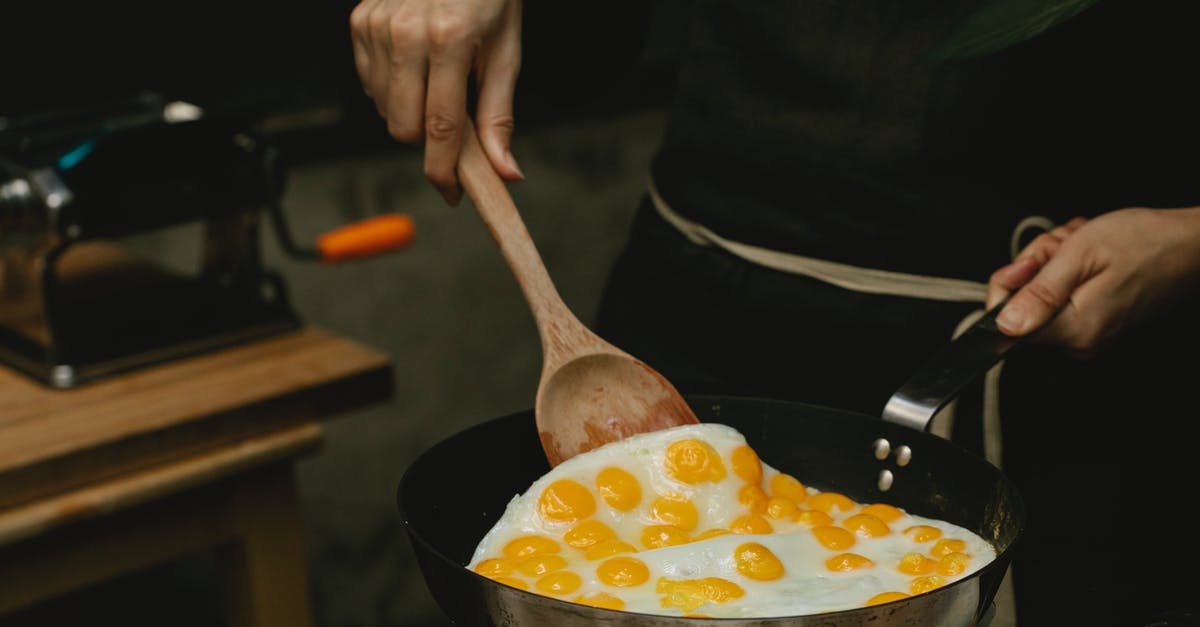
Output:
[456,123,699,467]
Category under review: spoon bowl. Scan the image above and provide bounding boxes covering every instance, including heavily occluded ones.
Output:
[456,122,699,466]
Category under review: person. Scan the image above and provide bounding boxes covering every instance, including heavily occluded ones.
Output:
[349,1,1200,624]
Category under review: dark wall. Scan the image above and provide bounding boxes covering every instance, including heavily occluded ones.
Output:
[3,1,680,158]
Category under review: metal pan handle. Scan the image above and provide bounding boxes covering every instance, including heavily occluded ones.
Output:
[874,299,1021,491]
[881,299,1018,432]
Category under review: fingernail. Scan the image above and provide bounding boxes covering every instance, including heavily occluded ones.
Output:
[506,151,525,180]
[996,304,1026,335]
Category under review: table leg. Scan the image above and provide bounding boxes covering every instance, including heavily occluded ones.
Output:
[218,463,315,627]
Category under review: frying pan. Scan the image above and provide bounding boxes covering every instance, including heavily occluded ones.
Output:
[399,310,1025,626]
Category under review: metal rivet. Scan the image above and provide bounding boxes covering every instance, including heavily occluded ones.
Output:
[896,445,912,467]
[877,469,894,492]
[50,365,75,388]
[873,438,891,461]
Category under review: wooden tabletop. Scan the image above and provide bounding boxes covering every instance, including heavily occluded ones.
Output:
[0,326,393,513]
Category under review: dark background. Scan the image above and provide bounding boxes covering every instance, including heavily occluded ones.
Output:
[1,2,686,626]
[2,0,680,159]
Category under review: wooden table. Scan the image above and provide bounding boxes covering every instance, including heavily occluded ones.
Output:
[0,326,393,626]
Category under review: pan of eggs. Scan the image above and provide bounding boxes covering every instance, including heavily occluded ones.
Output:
[398,394,1024,626]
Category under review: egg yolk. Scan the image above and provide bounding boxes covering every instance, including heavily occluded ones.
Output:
[730,514,773,535]
[692,528,732,542]
[575,592,625,610]
[595,467,642,511]
[641,525,692,549]
[598,556,650,587]
[538,479,596,523]
[651,495,699,531]
[793,509,834,526]
[842,513,891,538]
[812,525,856,550]
[766,496,798,519]
[564,520,617,549]
[734,542,785,581]
[731,445,763,484]
[936,552,971,577]
[657,577,745,612]
[472,558,516,577]
[516,554,568,577]
[861,503,905,523]
[904,525,943,543]
[536,570,582,595]
[492,576,528,591]
[665,439,728,484]
[825,553,874,572]
[585,540,637,560]
[866,591,910,607]
[738,484,769,514]
[897,553,937,575]
[768,473,807,503]
[910,576,946,595]
[930,538,967,558]
[502,535,560,559]
[807,492,855,513]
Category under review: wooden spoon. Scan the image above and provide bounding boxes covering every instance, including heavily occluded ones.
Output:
[456,123,699,466]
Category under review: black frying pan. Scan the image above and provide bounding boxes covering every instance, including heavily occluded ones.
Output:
[398,393,1024,626]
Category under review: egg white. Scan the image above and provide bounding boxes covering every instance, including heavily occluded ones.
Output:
[468,423,996,618]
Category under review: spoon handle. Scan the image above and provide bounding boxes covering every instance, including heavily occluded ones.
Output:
[456,122,602,369]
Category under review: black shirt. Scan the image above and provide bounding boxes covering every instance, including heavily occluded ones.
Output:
[650,0,1200,281]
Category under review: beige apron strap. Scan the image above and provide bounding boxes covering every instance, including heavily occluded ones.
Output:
[647,177,990,303]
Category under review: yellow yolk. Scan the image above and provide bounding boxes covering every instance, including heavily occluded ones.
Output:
[564,520,617,549]
[766,496,798,519]
[793,509,834,526]
[641,525,692,549]
[807,492,856,513]
[734,542,785,581]
[936,552,971,577]
[738,484,769,514]
[665,439,728,484]
[693,528,732,542]
[861,503,905,523]
[585,540,637,560]
[595,467,642,511]
[812,525,856,550]
[904,525,943,543]
[825,553,875,572]
[492,576,528,591]
[575,592,625,611]
[731,445,763,484]
[843,513,891,538]
[538,479,595,523]
[536,570,582,595]
[516,554,568,577]
[502,535,560,559]
[472,558,515,577]
[730,514,773,535]
[897,553,937,575]
[657,577,745,612]
[931,538,967,558]
[597,556,650,587]
[910,576,946,595]
[651,495,699,531]
[866,591,910,607]
[768,473,806,503]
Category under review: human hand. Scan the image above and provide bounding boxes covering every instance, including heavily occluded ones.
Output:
[986,207,1200,355]
[350,0,524,205]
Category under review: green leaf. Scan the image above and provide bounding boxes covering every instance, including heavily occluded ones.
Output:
[931,0,1101,61]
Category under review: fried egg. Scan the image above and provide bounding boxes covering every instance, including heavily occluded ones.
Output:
[467,423,996,618]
